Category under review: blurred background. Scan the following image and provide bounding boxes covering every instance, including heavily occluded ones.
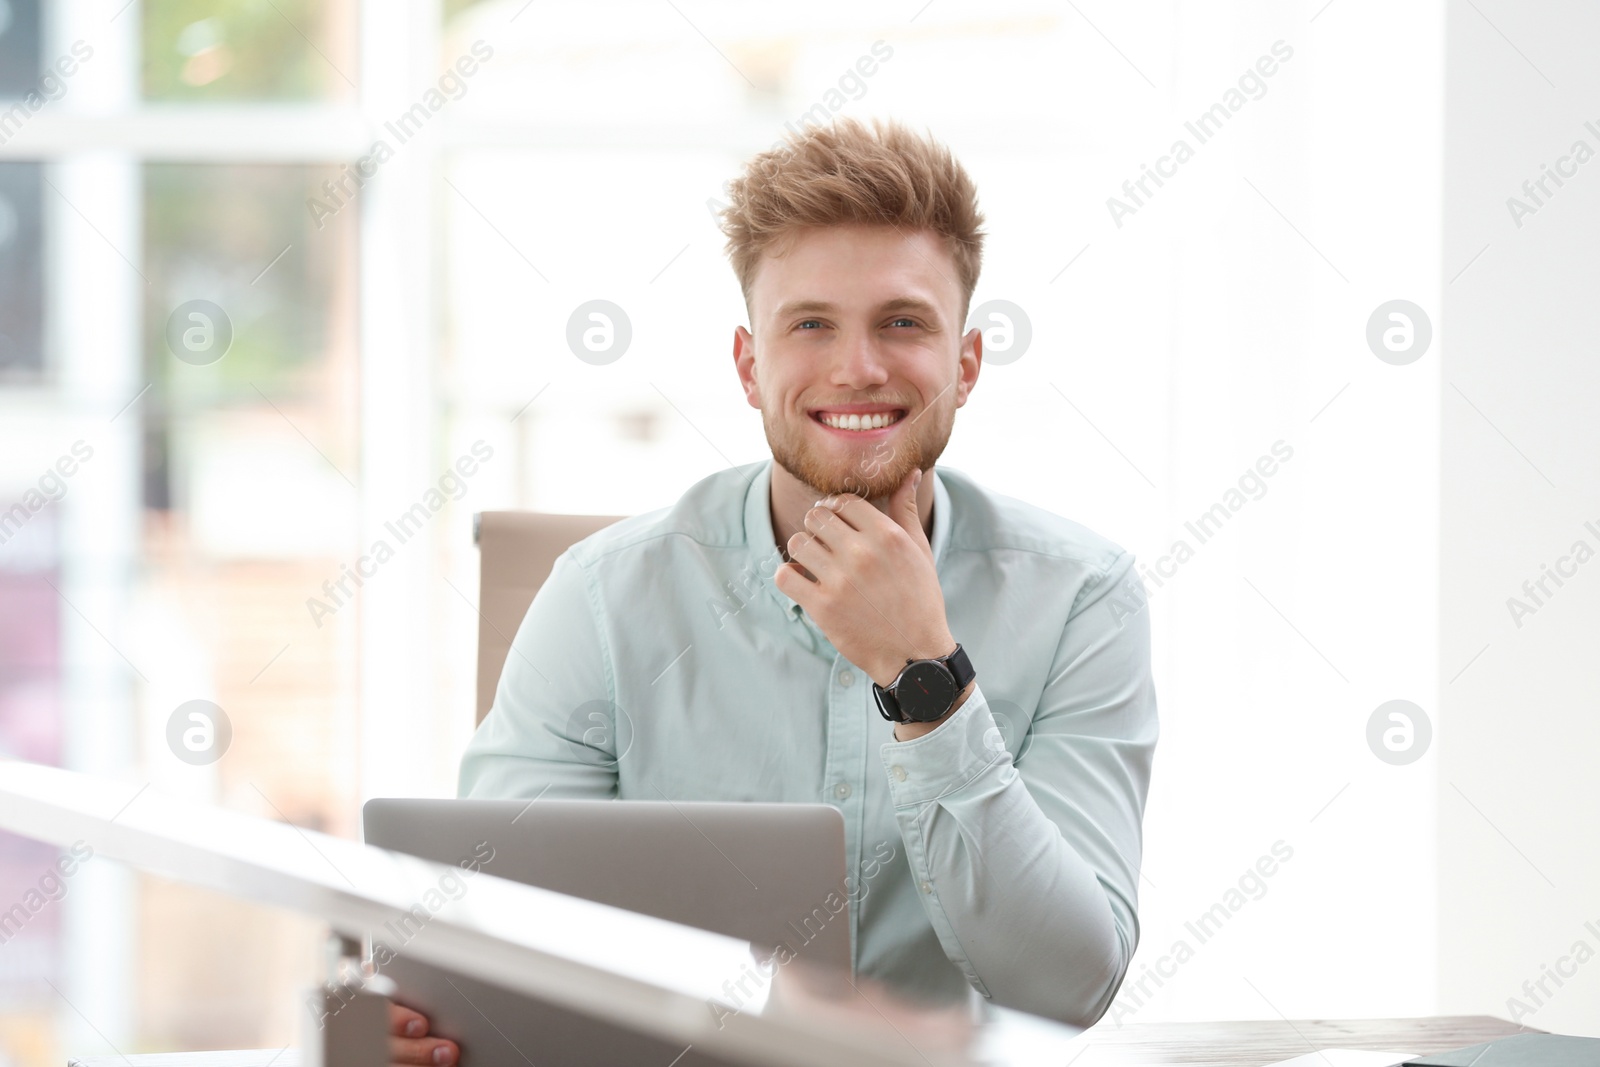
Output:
[0,0,1596,1063]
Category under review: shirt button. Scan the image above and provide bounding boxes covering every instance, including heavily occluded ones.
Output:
[920,880,933,894]
[890,765,907,782]
[838,670,855,687]
[833,782,852,800]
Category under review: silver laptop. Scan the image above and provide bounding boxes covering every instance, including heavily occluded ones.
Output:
[362,798,849,1067]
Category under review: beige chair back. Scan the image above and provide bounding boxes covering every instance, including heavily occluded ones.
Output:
[473,511,624,725]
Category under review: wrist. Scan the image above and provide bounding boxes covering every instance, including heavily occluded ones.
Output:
[892,679,975,741]
[871,634,957,689]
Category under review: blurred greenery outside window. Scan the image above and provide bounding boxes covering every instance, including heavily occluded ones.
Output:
[443,0,493,29]
[142,0,357,101]
[143,163,357,512]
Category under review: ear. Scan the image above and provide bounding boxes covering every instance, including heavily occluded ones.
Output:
[956,325,982,407]
[733,325,762,409]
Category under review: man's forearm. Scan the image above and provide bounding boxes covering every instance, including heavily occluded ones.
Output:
[879,684,1148,1026]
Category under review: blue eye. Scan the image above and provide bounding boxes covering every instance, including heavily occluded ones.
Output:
[889,318,917,328]
[797,320,823,330]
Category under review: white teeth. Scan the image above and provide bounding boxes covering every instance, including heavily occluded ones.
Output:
[819,411,901,430]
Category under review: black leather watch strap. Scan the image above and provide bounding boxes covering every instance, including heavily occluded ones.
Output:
[944,644,975,690]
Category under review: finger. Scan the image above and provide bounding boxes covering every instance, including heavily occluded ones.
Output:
[772,561,819,610]
[774,560,816,594]
[389,1034,459,1066]
[388,1002,429,1038]
[802,504,847,546]
[814,495,867,532]
[786,530,832,578]
[819,495,883,537]
[889,467,928,547]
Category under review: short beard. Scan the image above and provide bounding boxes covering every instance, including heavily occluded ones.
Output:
[763,401,956,501]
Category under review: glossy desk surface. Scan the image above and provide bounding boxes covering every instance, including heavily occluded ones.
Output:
[69,1015,1537,1067]
[1070,1016,1536,1067]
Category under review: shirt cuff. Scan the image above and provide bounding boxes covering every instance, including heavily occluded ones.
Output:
[878,682,1013,806]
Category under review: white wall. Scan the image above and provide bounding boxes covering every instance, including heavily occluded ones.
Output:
[443,0,1451,1025]
[1070,0,1445,1025]
[1439,0,1600,1037]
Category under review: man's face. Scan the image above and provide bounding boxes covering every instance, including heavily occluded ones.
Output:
[732,224,982,500]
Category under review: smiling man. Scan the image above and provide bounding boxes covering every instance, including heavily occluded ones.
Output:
[391,117,1158,1066]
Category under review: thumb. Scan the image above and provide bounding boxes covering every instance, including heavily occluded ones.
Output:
[892,467,927,546]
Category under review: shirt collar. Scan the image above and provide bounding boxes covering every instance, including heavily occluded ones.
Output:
[744,459,951,618]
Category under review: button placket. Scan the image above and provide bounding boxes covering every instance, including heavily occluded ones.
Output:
[822,653,867,975]
[826,662,862,807]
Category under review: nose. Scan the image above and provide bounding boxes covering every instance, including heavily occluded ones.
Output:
[830,328,890,391]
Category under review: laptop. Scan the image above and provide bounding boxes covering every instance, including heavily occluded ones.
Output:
[361,798,849,1067]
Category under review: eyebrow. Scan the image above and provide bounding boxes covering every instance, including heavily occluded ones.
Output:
[773,297,943,321]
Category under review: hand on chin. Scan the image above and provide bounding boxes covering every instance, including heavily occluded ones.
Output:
[773,467,953,688]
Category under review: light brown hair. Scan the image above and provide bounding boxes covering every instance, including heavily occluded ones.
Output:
[718,117,986,322]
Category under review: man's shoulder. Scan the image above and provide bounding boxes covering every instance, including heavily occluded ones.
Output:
[562,461,762,569]
[937,465,1131,573]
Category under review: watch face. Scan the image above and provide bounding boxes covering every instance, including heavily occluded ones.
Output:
[897,660,958,722]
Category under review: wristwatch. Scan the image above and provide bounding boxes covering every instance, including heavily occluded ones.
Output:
[872,644,976,724]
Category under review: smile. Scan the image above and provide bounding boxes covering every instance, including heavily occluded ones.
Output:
[811,409,906,432]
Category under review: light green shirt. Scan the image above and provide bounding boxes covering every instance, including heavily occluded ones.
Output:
[459,459,1158,1026]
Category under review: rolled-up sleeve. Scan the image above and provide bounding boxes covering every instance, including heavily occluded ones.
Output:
[458,550,621,801]
[878,550,1158,1026]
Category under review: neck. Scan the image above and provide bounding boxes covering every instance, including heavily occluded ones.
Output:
[768,460,935,558]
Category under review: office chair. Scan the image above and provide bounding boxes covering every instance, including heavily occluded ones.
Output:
[472,511,624,725]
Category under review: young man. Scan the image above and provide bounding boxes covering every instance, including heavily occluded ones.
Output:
[389,117,1158,1065]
